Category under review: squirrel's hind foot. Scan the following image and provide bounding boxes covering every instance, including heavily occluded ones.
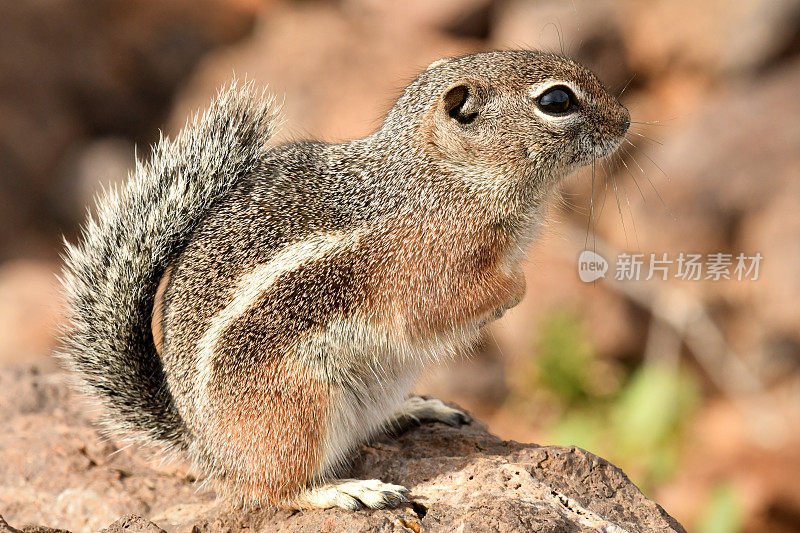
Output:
[296,479,410,510]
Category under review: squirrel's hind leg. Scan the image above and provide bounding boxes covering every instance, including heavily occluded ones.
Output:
[286,396,466,510]
[388,396,471,434]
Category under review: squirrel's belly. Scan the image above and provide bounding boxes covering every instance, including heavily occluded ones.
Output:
[297,314,479,478]
[316,367,418,477]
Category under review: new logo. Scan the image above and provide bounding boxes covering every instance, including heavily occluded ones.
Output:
[578,250,608,282]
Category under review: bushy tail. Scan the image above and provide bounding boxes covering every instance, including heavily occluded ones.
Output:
[59,83,281,451]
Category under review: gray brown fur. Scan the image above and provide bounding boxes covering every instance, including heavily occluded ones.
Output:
[59,50,629,508]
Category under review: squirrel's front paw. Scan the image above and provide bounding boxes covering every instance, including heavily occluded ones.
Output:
[397,396,471,428]
[300,479,410,510]
[477,293,523,328]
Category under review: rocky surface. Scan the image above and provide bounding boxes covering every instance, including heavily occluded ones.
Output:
[0,365,683,532]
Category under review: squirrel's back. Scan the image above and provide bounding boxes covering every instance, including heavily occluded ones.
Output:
[59,84,281,450]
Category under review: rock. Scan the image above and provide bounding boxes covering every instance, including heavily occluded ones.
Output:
[100,516,166,533]
[0,365,684,532]
[0,516,21,533]
[0,514,69,533]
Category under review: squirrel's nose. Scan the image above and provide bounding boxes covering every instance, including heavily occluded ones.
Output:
[618,106,631,136]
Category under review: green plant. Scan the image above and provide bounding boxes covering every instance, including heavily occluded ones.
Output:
[696,482,743,533]
[533,310,596,405]
[610,363,699,485]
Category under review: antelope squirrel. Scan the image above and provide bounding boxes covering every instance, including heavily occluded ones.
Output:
[60,50,629,510]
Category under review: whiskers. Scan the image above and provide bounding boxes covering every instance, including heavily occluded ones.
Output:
[627,130,663,146]
[583,125,673,251]
[580,71,680,249]
[617,73,637,98]
[586,159,596,251]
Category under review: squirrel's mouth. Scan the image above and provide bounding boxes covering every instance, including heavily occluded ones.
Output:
[589,108,630,159]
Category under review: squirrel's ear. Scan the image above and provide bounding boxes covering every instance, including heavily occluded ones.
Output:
[441,82,483,125]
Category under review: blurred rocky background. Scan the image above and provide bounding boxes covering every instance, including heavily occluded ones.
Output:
[1,0,799,531]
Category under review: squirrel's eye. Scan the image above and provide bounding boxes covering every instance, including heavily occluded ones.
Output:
[537,86,577,115]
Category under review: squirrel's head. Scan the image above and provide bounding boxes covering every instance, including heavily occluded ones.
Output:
[387,50,629,192]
